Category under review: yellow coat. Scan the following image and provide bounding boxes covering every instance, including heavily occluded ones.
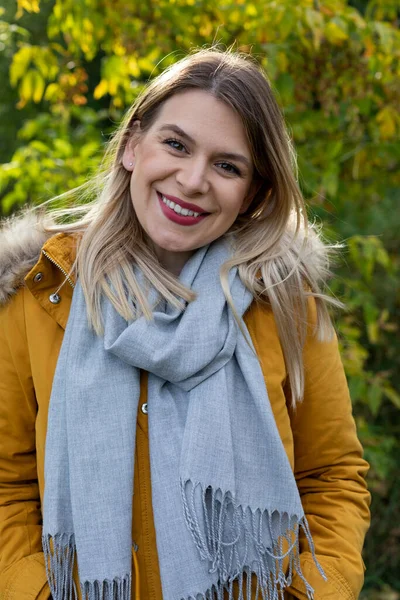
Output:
[0,231,370,600]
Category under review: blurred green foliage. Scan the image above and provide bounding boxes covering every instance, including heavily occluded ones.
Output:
[0,0,399,595]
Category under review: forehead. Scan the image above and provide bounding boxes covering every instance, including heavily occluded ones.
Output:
[151,89,251,154]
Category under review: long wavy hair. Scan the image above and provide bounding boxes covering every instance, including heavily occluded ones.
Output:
[38,48,340,405]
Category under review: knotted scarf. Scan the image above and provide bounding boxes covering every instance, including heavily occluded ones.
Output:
[42,238,325,600]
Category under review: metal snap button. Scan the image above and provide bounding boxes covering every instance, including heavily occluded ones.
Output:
[49,293,61,304]
[33,272,43,282]
[141,403,148,414]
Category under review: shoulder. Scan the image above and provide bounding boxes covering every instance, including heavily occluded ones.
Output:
[0,210,53,306]
[245,300,286,374]
[245,296,323,347]
[245,299,276,339]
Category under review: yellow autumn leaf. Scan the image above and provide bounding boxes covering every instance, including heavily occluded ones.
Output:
[10,46,33,86]
[108,79,119,96]
[376,106,399,139]
[325,21,348,45]
[20,70,43,103]
[367,321,379,344]
[199,22,213,37]
[19,70,33,101]
[137,56,156,73]
[276,51,288,72]
[32,71,45,103]
[83,18,94,33]
[113,42,126,57]
[16,0,40,18]
[245,4,257,17]
[44,82,61,102]
[229,9,241,25]
[94,79,109,100]
[127,58,141,79]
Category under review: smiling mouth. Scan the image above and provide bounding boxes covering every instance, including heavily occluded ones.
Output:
[158,192,209,218]
[157,191,209,226]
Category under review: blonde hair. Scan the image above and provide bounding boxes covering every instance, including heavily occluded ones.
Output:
[38,48,340,405]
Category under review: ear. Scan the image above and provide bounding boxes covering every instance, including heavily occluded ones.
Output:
[122,121,141,171]
[239,179,262,214]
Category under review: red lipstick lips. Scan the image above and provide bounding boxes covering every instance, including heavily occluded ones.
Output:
[157,191,209,227]
[160,193,206,214]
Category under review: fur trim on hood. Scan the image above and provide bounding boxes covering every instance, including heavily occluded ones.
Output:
[0,210,54,305]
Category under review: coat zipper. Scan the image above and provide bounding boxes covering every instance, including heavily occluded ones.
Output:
[42,249,75,289]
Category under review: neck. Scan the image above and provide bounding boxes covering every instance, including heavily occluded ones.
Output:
[158,250,194,277]
[150,243,195,277]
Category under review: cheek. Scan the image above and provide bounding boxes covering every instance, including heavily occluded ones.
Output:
[136,143,172,176]
[223,186,248,215]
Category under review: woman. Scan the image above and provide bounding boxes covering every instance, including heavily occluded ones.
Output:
[0,49,370,600]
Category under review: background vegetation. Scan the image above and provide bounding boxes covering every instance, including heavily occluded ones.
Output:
[0,0,399,596]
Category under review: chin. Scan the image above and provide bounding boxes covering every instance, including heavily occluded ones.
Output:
[161,245,193,254]
[155,238,194,254]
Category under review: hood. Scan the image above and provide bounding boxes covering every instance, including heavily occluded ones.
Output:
[0,210,54,305]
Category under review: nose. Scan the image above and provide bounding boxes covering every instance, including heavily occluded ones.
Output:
[176,156,210,196]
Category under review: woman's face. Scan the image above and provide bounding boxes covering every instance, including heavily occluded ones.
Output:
[122,89,256,274]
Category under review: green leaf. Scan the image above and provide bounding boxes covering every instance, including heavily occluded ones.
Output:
[53,138,72,156]
[367,383,383,416]
[363,302,379,343]
[321,165,339,198]
[349,376,367,404]
[374,21,395,52]
[383,386,400,410]
[278,9,296,41]
[275,73,294,105]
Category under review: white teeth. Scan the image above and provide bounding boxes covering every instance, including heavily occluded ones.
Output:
[161,194,200,218]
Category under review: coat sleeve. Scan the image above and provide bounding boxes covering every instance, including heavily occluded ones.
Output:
[0,290,50,599]
[286,299,371,600]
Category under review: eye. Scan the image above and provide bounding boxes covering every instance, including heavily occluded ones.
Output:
[216,162,241,176]
[163,138,187,152]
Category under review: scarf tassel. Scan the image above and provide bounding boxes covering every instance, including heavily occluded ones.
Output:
[181,481,327,600]
[42,533,132,600]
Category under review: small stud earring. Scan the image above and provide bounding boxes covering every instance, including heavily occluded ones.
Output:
[129,162,133,166]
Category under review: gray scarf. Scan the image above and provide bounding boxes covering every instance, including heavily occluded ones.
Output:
[42,238,325,600]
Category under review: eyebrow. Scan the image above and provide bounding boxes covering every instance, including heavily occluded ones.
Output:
[158,124,252,169]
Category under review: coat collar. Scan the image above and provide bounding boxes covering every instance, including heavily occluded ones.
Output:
[0,209,79,328]
[39,232,78,284]
[0,210,77,306]
[24,233,78,330]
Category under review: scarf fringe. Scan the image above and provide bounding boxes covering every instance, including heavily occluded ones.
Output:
[180,569,310,600]
[42,533,131,600]
[43,533,77,600]
[180,481,327,600]
[81,576,132,600]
